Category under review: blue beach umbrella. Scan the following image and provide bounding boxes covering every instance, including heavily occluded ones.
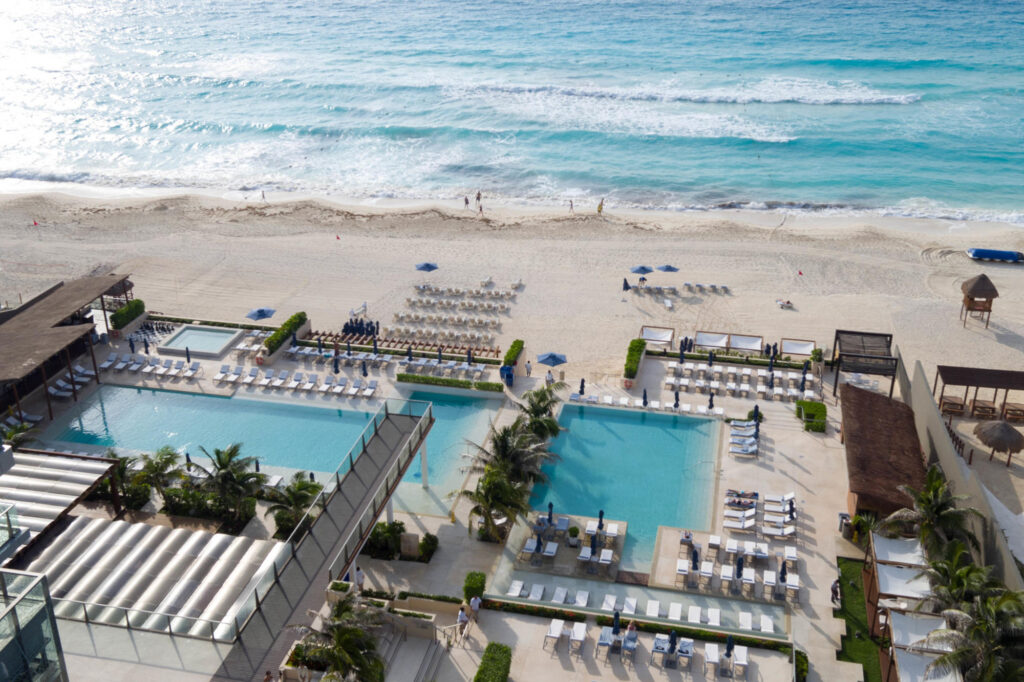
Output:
[292,331,297,347]
[185,347,191,364]
[803,359,810,372]
[333,355,340,374]
[726,635,735,658]
[143,338,149,354]
[129,338,135,354]
[656,265,679,272]
[612,610,621,635]
[535,532,543,553]
[361,360,368,377]
[590,533,598,554]
[679,343,685,361]
[737,555,744,573]
[246,307,276,321]
[536,352,567,366]
[622,278,630,291]
[415,262,438,272]
[598,509,604,530]
[674,391,680,409]
[548,502,553,525]
[780,560,788,583]
[630,265,653,274]
[768,373,774,390]
[642,388,648,407]
[466,349,472,363]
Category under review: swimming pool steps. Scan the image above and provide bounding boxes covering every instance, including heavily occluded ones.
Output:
[25,515,286,636]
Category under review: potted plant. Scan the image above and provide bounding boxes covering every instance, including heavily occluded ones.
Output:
[567,526,580,547]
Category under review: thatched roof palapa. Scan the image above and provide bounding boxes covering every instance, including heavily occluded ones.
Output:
[841,384,926,516]
[961,274,998,299]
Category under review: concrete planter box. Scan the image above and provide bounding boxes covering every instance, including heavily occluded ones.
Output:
[324,582,352,606]
[266,319,312,365]
[110,311,149,340]
[278,641,325,682]
[387,607,437,639]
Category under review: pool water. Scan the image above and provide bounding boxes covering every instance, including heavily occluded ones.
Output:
[391,390,500,516]
[529,405,718,571]
[42,385,376,473]
[163,327,237,353]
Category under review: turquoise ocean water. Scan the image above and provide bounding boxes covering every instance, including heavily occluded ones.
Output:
[1,0,1022,221]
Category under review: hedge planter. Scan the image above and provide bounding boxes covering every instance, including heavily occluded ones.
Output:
[279,641,326,682]
[266,318,311,365]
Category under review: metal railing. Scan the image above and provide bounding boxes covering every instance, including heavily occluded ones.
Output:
[0,501,19,547]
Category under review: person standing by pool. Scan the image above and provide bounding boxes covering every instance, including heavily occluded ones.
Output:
[525,360,532,377]
[469,594,482,622]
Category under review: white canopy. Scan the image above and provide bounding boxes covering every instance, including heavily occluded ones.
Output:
[877,564,931,600]
[694,331,729,349]
[893,648,961,681]
[889,611,950,651]
[781,338,815,356]
[873,533,928,567]
[640,326,674,346]
[730,334,764,352]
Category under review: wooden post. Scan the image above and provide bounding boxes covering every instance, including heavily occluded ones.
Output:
[968,448,974,465]
[1008,451,1014,468]
[87,333,101,385]
[109,469,123,516]
[12,384,23,423]
[63,349,77,401]
[40,364,53,421]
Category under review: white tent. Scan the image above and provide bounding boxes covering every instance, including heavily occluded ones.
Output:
[877,564,931,601]
[873,533,928,567]
[781,338,815,356]
[730,334,764,352]
[889,612,950,651]
[694,331,729,350]
[892,648,961,681]
[640,326,674,346]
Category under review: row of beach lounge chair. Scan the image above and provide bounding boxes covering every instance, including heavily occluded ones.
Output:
[407,297,511,313]
[569,393,725,417]
[414,283,518,298]
[399,357,490,379]
[214,367,380,398]
[393,311,500,327]
[98,353,203,379]
[286,347,392,367]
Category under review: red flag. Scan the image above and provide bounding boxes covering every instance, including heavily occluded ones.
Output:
[798,271,803,275]
[336,235,340,240]
[33,221,38,226]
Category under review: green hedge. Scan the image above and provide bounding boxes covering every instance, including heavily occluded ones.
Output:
[397,590,462,604]
[796,649,809,682]
[264,311,307,355]
[473,642,512,682]
[396,373,503,393]
[503,340,524,366]
[482,599,586,622]
[110,299,145,330]
[624,338,646,379]
[464,572,486,601]
[796,400,827,432]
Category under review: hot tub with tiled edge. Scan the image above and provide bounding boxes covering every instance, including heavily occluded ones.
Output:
[157,324,244,359]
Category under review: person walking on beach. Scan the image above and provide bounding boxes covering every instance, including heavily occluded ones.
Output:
[263,671,274,682]
[478,203,483,216]
[464,196,470,210]
[525,360,532,377]
[475,190,481,206]
[469,594,482,622]
[569,199,574,214]
[831,578,841,605]
[597,198,604,215]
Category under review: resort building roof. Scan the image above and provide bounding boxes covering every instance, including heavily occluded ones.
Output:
[840,384,926,517]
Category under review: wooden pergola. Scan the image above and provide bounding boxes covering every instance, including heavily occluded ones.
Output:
[960,274,998,329]
[933,365,1024,421]
[832,329,898,398]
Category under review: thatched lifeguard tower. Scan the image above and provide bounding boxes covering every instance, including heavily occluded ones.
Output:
[960,274,998,328]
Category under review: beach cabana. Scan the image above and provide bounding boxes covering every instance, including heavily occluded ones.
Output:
[640,325,674,348]
[932,365,1024,421]
[692,331,764,354]
[694,331,729,351]
[832,329,898,397]
[885,647,961,682]
[780,338,816,357]
[864,532,930,638]
[880,611,955,682]
[959,273,998,329]
[729,334,764,354]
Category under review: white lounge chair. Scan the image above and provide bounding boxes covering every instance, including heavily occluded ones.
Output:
[676,558,689,578]
[319,375,335,393]
[574,590,589,607]
[762,525,796,537]
[48,386,72,399]
[362,379,378,397]
[765,492,795,504]
[527,584,544,601]
[242,367,260,385]
[346,379,363,396]
[142,358,162,374]
[601,594,616,611]
[543,541,558,558]
[506,580,524,597]
[550,587,567,604]
[764,513,788,526]
[708,608,721,627]
[730,443,758,456]
[760,615,774,633]
[705,643,720,675]
[623,598,637,615]
[98,353,118,371]
[785,545,798,563]
[302,374,318,391]
[739,611,753,631]
[113,354,132,371]
[271,370,289,388]
[287,372,303,390]
[668,603,682,621]
[332,377,348,394]
[258,369,275,387]
[127,355,144,372]
[723,519,756,532]
[599,549,613,565]
[724,508,756,520]
[183,361,201,379]
[544,618,565,649]
[570,621,586,653]
[228,365,244,382]
[646,600,660,618]
[687,605,701,624]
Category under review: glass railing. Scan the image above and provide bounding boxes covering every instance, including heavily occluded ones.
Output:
[0,501,19,547]
[0,568,67,681]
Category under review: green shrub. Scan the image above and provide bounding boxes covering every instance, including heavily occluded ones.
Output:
[624,338,646,378]
[396,373,473,389]
[329,581,350,592]
[746,409,765,423]
[264,311,307,355]
[796,649,809,682]
[110,299,145,330]
[397,590,461,604]
[464,571,486,602]
[482,600,585,622]
[473,642,512,682]
[287,643,329,671]
[503,340,524,366]
[417,532,439,562]
[361,588,395,600]
[121,483,153,510]
[474,381,504,392]
[161,487,256,532]
[389,607,432,620]
[796,400,827,432]
[362,521,405,559]
[810,348,824,363]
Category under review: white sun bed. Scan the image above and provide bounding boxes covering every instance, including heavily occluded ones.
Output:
[242,367,260,385]
[760,615,774,633]
[668,603,682,621]
[527,584,544,601]
[646,600,660,618]
[550,587,567,604]
[708,608,720,627]
[286,372,303,390]
[623,597,637,615]
[765,492,795,504]
[98,354,118,371]
[723,519,756,532]
[271,370,289,388]
[687,605,701,624]
[601,594,616,611]
[506,580,524,597]
[739,611,753,630]
[183,361,201,379]
[574,590,589,607]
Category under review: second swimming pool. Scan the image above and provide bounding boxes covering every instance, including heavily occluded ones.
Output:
[529,405,719,571]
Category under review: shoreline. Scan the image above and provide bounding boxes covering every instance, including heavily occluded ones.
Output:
[0,179,1022,234]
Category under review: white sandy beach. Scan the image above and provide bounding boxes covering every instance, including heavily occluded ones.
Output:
[3,191,1023,384]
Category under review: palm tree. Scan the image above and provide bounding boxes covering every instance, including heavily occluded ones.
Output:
[133,446,182,508]
[464,417,558,485]
[2,422,34,448]
[919,591,1024,681]
[457,467,531,542]
[920,541,1003,612]
[289,590,385,682]
[886,465,982,554]
[191,443,267,522]
[517,383,565,440]
[265,472,323,538]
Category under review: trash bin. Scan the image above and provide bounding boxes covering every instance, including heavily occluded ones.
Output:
[838,512,852,539]
[559,370,565,381]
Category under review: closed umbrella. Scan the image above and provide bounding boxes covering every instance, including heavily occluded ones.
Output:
[372,337,378,354]
[668,629,678,655]
[186,347,191,364]
[255,460,260,472]
[772,342,778,357]
[754,421,760,439]
[129,338,135,354]
[679,343,685,361]
[753,404,760,422]
[800,375,806,392]
[598,510,604,530]
[780,561,788,584]
[674,390,680,409]
[438,346,443,362]
[788,498,796,521]
[292,331,298,347]
[725,635,735,658]
[708,393,714,410]
[764,343,770,357]
[630,265,653,274]
[580,378,585,395]
[612,610,621,635]
[361,360,368,377]
[691,547,699,570]
[346,341,352,356]
[407,346,413,361]
[768,373,774,390]
[590,533,598,554]
[333,355,340,374]
[548,502,553,525]
[974,420,1024,466]
[467,349,472,363]
[707,350,713,367]
[737,555,744,574]
[768,356,774,372]
[642,388,648,407]
[317,337,323,354]
[185,451,191,465]
[803,359,810,372]
[535,532,542,553]
[622,278,630,291]
[537,352,567,366]
[143,338,149,354]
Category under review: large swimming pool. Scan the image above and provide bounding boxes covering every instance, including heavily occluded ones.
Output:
[529,405,718,571]
[41,387,498,504]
